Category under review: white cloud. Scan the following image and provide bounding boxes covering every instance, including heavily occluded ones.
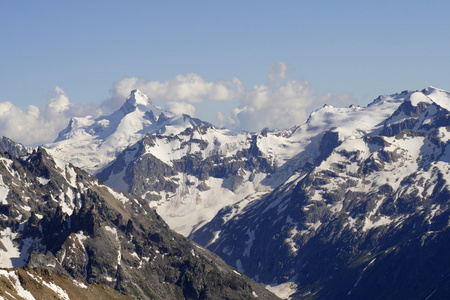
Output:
[46,86,71,114]
[103,63,340,132]
[102,73,244,114]
[0,87,101,146]
[0,63,357,146]
[165,102,196,116]
[267,62,289,83]
[226,78,332,131]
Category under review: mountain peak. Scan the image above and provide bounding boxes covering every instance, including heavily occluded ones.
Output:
[128,89,153,105]
[422,85,441,93]
[421,86,450,111]
[122,89,155,114]
[395,86,450,111]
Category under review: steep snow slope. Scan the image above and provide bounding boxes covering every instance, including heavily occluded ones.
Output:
[95,97,405,237]
[48,88,413,237]
[191,87,450,299]
[46,89,210,173]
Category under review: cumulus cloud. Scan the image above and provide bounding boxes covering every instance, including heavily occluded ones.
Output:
[0,87,101,146]
[165,101,196,116]
[103,63,344,132]
[224,78,332,132]
[0,62,358,146]
[47,86,71,114]
[102,73,244,114]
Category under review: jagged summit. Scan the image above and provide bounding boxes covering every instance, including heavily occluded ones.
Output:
[421,86,450,110]
[121,89,156,114]
[423,85,447,94]
[0,136,29,158]
[46,89,211,173]
[367,86,450,111]
[128,89,153,106]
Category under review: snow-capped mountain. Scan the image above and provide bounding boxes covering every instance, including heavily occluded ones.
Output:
[46,89,211,173]
[45,86,450,298]
[0,136,30,158]
[79,87,407,236]
[191,87,450,299]
[0,142,277,299]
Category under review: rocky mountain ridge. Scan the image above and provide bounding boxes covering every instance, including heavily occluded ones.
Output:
[46,89,211,174]
[0,144,277,299]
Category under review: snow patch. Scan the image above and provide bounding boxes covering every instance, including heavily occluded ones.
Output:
[0,175,9,205]
[423,86,450,111]
[0,228,42,268]
[408,91,433,106]
[37,176,50,185]
[73,279,88,289]
[284,227,299,255]
[362,215,392,232]
[28,272,70,300]
[265,281,298,299]
[106,186,130,204]
[0,270,36,300]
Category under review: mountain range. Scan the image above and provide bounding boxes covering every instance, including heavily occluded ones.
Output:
[0,86,449,299]
[192,87,450,298]
[0,143,276,299]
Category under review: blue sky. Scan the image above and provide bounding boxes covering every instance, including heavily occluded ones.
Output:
[1,1,449,145]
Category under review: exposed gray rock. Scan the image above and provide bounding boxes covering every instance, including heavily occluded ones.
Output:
[0,136,29,158]
[0,147,277,300]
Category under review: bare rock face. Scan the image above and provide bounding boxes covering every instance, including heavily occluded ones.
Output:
[0,136,29,158]
[0,147,277,299]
